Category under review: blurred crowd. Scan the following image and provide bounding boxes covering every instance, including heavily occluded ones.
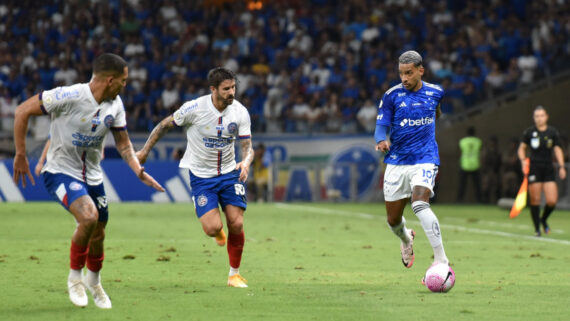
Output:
[0,0,569,135]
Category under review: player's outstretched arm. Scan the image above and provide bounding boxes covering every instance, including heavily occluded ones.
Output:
[136,115,175,164]
[112,129,165,192]
[236,138,254,182]
[13,94,44,187]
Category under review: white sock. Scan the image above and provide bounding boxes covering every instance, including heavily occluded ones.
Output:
[229,267,240,277]
[412,201,449,264]
[85,269,101,286]
[68,269,82,281]
[389,216,411,244]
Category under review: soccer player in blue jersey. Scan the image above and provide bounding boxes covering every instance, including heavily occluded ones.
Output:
[375,51,450,272]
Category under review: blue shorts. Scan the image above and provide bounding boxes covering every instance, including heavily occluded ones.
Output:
[190,170,247,218]
[43,172,109,222]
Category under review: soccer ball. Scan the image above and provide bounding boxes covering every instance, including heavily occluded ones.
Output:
[423,263,455,293]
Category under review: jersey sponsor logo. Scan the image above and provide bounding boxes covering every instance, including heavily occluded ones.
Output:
[104,115,114,128]
[203,137,233,148]
[399,116,434,127]
[72,132,104,147]
[227,122,238,134]
[69,182,82,191]
[55,89,80,101]
[412,102,422,106]
[197,195,208,207]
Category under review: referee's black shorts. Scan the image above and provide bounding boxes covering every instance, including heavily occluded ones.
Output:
[528,162,556,183]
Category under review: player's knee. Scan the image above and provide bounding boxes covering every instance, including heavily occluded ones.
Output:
[227,219,243,234]
[202,223,223,237]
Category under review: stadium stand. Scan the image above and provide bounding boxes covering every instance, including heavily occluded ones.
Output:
[0,0,569,137]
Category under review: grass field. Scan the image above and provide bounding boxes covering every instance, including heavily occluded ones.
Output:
[1,202,569,321]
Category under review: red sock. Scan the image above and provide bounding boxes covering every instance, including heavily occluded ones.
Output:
[227,231,245,269]
[70,242,89,270]
[86,252,104,272]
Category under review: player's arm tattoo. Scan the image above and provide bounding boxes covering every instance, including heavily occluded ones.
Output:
[141,116,175,153]
[240,138,254,167]
[113,130,136,162]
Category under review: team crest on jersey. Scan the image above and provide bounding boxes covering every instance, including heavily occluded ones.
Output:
[227,122,238,134]
[104,115,114,128]
[197,195,208,207]
[69,182,82,191]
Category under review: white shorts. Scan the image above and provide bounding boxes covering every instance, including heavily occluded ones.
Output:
[383,163,438,201]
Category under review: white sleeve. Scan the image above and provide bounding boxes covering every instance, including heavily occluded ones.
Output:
[172,100,198,127]
[40,85,81,114]
[111,97,127,129]
[238,107,252,139]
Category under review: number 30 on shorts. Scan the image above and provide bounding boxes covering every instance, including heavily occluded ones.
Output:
[234,184,245,195]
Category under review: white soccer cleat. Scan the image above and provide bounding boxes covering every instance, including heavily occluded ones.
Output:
[400,229,416,268]
[85,282,112,309]
[67,279,88,307]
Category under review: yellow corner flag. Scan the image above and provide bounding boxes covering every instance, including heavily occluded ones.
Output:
[510,159,530,219]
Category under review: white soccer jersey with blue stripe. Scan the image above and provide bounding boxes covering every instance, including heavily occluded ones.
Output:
[40,83,127,185]
[173,94,252,178]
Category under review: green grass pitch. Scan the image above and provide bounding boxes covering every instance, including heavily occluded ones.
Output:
[1,202,569,321]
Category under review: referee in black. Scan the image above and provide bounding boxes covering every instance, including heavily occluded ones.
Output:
[517,106,567,236]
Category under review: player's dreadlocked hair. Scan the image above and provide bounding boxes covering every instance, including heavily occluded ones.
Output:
[93,53,127,75]
[207,67,237,88]
[398,51,423,67]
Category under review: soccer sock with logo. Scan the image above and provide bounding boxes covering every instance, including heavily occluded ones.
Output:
[70,241,89,271]
[541,205,555,225]
[530,205,541,233]
[227,231,245,276]
[412,201,448,264]
[389,216,411,244]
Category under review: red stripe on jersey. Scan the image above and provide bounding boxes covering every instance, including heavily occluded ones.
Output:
[81,151,87,182]
[217,150,222,175]
[217,116,223,137]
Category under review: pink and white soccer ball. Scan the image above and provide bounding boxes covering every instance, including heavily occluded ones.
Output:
[424,263,455,293]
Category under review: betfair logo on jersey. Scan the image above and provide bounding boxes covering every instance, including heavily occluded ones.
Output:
[399,117,434,127]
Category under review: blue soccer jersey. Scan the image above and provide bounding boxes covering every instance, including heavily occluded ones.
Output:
[376,81,444,165]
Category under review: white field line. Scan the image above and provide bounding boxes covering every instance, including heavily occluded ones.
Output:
[274,203,570,246]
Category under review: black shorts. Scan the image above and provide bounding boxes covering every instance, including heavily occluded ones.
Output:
[528,163,555,183]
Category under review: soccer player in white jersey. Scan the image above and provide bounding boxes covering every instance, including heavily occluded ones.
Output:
[136,67,254,288]
[13,53,165,308]
[375,51,450,276]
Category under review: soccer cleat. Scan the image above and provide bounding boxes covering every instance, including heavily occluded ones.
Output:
[400,229,416,268]
[85,282,112,309]
[214,229,227,246]
[227,274,248,288]
[68,279,88,307]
